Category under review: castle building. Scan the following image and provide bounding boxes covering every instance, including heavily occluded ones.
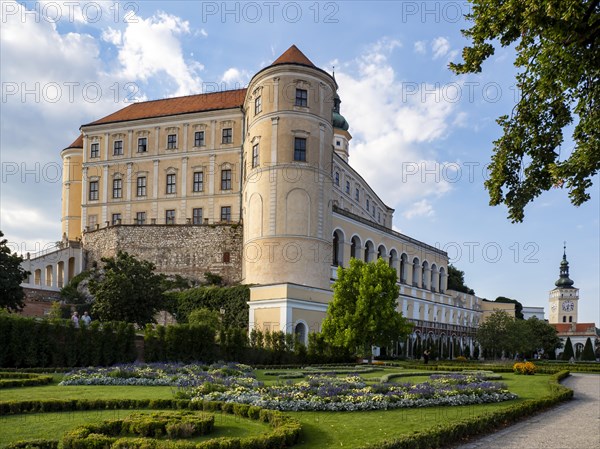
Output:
[548,246,598,357]
[21,45,493,357]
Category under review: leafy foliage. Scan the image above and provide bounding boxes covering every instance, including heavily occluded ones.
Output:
[562,336,575,360]
[89,251,165,326]
[581,337,596,361]
[0,231,28,312]
[322,258,412,359]
[450,0,600,222]
[446,264,475,295]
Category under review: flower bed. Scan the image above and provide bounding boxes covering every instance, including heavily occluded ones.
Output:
[59,362,259,389]
[192,373,517,412]
[513,361,537,375]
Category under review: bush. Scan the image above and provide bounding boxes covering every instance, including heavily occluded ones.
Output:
[513,361,537,375]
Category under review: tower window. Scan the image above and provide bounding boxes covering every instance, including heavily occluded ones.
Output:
[193,171,204,192]
[137,176,147,197]
[167,134,177,149]
[255,96,262,114]
[222,128,232,144]
[294,137,306,161]
[336,140,341,146]
[563,316,566,322]
[113,140,123,155]
[89,181,99,201]
[90,143,99,158]
[295,89,308,107]
[194,131,205,147]
[138,137,147,152]
[166,173,176,194]
[221,169,232,190]
[252,144,259,168]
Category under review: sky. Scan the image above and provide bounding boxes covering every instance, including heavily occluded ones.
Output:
[1,1,598,323]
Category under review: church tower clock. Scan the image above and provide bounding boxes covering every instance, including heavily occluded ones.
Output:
[548,244,579,324]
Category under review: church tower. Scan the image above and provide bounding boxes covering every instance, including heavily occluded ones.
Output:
[548,245,579,324]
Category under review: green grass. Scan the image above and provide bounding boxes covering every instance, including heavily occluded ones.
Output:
[0,409,271,446]
[0,371,561,448]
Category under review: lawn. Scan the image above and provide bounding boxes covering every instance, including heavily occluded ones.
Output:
[0,368,560,448]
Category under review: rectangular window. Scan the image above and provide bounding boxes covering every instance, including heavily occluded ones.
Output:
[355,188,360,201]
[90,143,99,158]
[294,137,306,161]
[167,134,177,149]
[252,144,259,168]
[192,207,203,225]
[336,140,341,146]
[194,131,205,147]
[89,181,99,200]
[136,176,146,197]
[372,205,376,217]
[335,172,339,186]
[378,212,381,222]
[165,209,175,224]
[88,215,97,228]
[113,140,123,155]
[138,137,147,152]
[345,180,350,194]
[222,128,232,144]
[112,178,123,198]
[193,171,204,192]
[221,169,232,190]
[220,206,231,222]
[366,198,370,211]
[112,213,121,225]
[166,173,176,194]
[255,96,262,114]
[295,88,308,107]
[136,211,146,225]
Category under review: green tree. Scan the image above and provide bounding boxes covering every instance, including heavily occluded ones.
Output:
[188,307,221,334]
[562,336,575,361]
[0,231,29,312]
[89,251,164,326]
[581,337,596,361]
[322,258,412,362]
[495,296,524,320]
[450,0,600,222]
[524,316,562,357]
[447,264,475,295]
[476,309,515,358]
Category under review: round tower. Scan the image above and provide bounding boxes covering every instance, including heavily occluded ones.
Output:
[242,45,337,290]
[61,135,83,241]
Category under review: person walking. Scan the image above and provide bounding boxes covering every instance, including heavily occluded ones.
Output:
[71,311,80,328]
[423,349,430,364]
[81,311,91,326]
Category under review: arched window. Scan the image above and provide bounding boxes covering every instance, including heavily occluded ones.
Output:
[364,241,375,262]
[400,254,408,283]
[430,264,437,292]
[295,322,308,345]
[563,316,567,323]
[332,231,344,266]
[421,261,429,289]
[412,258,420,286]
[568,316,573,323]
[377,244,387,260]
[438,267,445,293]
[350,236,361,259]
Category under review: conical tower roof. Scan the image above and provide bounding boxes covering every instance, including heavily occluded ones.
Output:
[270,45,316,68]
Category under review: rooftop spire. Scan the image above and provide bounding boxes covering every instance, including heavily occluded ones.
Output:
[555,242,575,288]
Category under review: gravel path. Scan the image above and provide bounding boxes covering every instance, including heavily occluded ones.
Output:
[452,373,600,449]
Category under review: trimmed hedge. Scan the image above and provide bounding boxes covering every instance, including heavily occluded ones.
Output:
[357,370,573,449]
[0,373,53,388]
[4,440,58,449]
[1,398,302,449]
[0,315,136,368]
[62,411,215,448]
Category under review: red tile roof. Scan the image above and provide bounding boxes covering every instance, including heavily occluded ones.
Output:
[552,323,597,334]
[270,45,316,68]
[64,134,83,149]
[84,89,247,127]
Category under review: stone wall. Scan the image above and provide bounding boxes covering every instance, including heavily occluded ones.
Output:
[82,224,243,284]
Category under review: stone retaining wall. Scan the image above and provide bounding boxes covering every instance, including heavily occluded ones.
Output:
[82,224,243,284]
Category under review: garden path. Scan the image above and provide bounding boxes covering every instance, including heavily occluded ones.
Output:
[452,373,600,449]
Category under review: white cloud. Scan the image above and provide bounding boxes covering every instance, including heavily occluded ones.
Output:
[334,39,457,215]
[221,68,250,88]
[101,27,122,45]
[414,40,427,54]
[113,11,202,96]
[432,37,450,59]
[403,199,435,219]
